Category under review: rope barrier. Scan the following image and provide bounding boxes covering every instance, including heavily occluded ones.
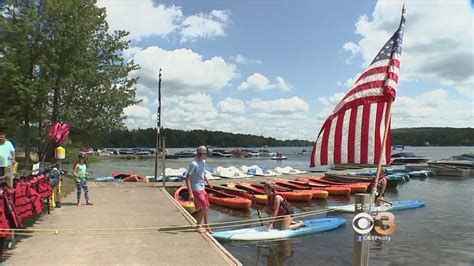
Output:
[0,208,339,235]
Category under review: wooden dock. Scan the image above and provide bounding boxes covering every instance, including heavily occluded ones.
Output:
[5,182,240,265]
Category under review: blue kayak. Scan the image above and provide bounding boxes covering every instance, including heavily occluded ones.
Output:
[212,217,346,241]
[327,200,425,213]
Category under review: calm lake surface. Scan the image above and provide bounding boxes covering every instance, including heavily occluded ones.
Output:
[87,146,474,265]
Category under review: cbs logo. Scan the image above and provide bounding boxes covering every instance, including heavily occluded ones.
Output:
[352,212,397,235]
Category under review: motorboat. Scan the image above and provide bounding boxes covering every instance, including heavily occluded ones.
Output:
[390,146,430,164]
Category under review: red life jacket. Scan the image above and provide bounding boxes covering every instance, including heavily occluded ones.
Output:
[37,176,52,198]
[14,182,33,221]
[2,189,23,228]
[268,192,292,216]
[0,200,11,238]
[26,181,43,215]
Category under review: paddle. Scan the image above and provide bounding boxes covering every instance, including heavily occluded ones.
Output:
[250,191,264,226]
[378,199,393,206]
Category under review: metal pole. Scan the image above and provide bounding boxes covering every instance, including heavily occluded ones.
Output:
[161,137,166,188]
[154,69,162,182]
[352,193,371,266]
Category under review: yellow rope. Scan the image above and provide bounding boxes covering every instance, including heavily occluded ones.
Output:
[0,208,339,235]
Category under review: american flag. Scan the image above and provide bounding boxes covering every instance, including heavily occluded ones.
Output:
[310,8,405,167]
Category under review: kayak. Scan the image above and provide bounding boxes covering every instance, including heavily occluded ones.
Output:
[249,183,313,202]
[327,200,426,213]
[212,217,346,241]
[174,186,196,214]
[306,176,368,193]
[112,172,147,182]
[206,187,252,210]
[294,178,352,196]
[225,183,268,205]
[273,179,328,199]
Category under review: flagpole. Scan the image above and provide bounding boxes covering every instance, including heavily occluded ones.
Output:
[154,69,162,182]
[370,5,405,203]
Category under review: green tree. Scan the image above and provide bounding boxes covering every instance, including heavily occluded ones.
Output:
[0,0,139,160]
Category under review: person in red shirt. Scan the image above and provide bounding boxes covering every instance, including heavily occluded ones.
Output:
[263,183,304,230]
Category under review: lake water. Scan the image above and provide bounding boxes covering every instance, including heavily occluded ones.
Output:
[86,146,474,265]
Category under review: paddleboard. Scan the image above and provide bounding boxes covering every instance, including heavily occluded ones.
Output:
[327,200,425,213]
[212,217,346,241]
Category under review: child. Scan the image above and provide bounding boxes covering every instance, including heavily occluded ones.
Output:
[73,153,93,206]
[263,183,304,230]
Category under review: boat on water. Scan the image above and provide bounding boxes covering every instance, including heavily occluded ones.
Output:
[391,146,431,164]
[205,187,252,210]
[271,153,288,160]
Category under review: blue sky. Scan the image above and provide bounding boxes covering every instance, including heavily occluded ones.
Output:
[97,0,473,140]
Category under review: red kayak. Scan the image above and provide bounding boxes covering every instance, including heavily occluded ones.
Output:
[213,185,267,205]
[306,176,368,193]
[205,187,252,210]
[294,178,351,196]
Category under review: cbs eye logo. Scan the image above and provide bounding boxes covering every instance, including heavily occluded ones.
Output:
[352,212,397,235]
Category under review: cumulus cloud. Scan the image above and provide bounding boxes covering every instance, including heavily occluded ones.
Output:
[97,1,231,42]
[238,73,294,91]
[230,54,262,64]
[247,97,309,117]
[342,0,473,96]
[180,10,231,43]
[217,97,245,113]
[128,46,237,100]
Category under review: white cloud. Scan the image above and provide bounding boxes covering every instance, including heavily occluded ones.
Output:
[97,1,231,42]
[238,73,270,91]
[247,97,309,117]
[217,97,245,113]
[238,73,294,91]
[128,46,237,99]
[180,10,231,43]
[124,105,151,119]
[343,0,473,97]
[97,1,182,40]
[230,54,262,64]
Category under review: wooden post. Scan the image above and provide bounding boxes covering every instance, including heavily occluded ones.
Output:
[161,137,166,188]
[352,193,371,266]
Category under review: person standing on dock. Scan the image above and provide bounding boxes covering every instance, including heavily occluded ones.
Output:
[0,130,15,178]
[73,153,93,206]
[263,183,304,230]
[185,145,213,233]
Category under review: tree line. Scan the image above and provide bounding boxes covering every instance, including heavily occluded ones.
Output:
[101,128,313,148]
[90,127,473,148]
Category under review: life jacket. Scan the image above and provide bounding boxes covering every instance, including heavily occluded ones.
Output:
[26,183,42,215]
[0,199,11,238]
[14,182,33,221]
[37,176,52,198]
[268,192,293,216]
[2,189,23,228]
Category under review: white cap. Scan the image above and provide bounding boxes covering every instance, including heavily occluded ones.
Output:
[197,145,207,153]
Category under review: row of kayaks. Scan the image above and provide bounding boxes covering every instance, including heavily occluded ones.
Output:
[174,176,375,212]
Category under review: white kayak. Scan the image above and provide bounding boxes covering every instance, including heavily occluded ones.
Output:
[327,200,425,213]
[212,218,346,241]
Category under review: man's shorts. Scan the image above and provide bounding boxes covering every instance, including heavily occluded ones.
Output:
[192,190,210,210]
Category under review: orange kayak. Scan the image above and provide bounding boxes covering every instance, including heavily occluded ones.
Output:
[250,182,313,202]
[174,186,196,214]
[293,178,352,196]
[307,176,367,193]
[226,183,267,204]
[274,179,328,199]
[206,187,252,210]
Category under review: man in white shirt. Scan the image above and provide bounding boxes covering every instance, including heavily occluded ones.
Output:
[0,130,15,177]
